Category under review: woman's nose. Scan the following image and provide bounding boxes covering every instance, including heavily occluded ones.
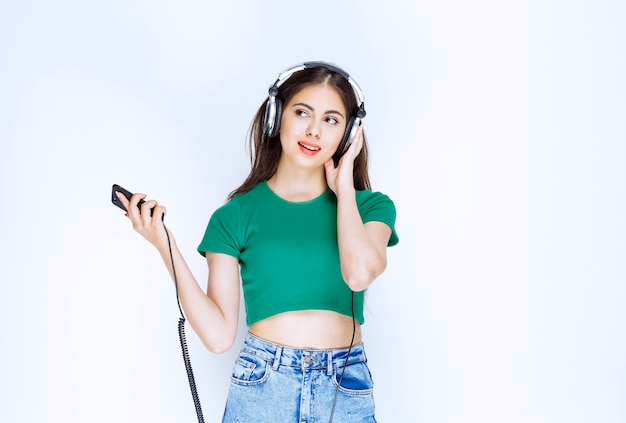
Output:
[306,119,321,138]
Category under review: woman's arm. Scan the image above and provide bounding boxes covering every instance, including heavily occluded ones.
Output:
[324,128,392,292]
[335,192,391,292]
[115,191,240,354]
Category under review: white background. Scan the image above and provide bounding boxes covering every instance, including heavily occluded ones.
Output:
[1,1,625,422]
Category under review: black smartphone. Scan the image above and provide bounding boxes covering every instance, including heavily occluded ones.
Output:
[111,183,153,216]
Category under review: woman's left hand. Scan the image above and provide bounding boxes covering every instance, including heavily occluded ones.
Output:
[325,126,364,195]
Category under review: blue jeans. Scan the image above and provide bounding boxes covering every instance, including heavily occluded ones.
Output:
[222,332,377,422]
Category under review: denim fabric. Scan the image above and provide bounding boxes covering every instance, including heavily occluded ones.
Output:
[222,332,377,423]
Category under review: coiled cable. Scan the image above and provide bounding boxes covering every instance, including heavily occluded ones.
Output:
[165,225,205,423]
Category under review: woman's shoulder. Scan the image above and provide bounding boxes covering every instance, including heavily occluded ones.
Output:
[212,181,268,215]
[355,188,399,245]
[354,189,397,221]
[355,188,395,208]
[228,181,270,204]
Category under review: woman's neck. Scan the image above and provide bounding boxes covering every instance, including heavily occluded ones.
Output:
[267,166,328,202]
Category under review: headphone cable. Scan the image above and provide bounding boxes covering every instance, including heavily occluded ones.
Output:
[165,225,205,423]
[165,219,353,423]
[329,290,356,423]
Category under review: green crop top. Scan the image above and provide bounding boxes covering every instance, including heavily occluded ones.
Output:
[197,181,399,326]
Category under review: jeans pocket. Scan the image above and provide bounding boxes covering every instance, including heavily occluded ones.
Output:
[230,352,271,386]
[332,361,374,395]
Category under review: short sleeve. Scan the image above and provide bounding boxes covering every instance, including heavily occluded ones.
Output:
[197,199,243,258]
[356,190,399,246]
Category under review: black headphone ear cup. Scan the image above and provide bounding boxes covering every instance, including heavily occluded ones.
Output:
[263,96,284,138]
[333,115,358,166]
[270,97,283,138]
[340,115,357,154]
[263,100,273,136]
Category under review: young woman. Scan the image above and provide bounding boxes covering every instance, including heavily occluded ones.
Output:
[116,62,399,422]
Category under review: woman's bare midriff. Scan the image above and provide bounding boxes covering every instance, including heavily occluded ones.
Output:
[249,310,362,349]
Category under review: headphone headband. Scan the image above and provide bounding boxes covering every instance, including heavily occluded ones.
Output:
[269,62,365,111]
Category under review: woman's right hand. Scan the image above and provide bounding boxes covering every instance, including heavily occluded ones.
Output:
[115,191,170,251]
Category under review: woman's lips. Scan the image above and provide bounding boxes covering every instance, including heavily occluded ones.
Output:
[298,141,321,155]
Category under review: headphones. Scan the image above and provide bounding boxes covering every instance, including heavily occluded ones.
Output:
[262,61,367,165]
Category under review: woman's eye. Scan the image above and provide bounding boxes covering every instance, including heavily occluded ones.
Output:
[326,116,338,125]
[296,109,308,118]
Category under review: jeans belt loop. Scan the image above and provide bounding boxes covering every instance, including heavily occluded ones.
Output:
[326,350,333,375]
[272,345,283,371]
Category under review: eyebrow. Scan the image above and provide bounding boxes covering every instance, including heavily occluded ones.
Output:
[292,102,345,119]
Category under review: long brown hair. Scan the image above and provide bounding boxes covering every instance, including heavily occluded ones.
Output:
[229,66,371,199]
